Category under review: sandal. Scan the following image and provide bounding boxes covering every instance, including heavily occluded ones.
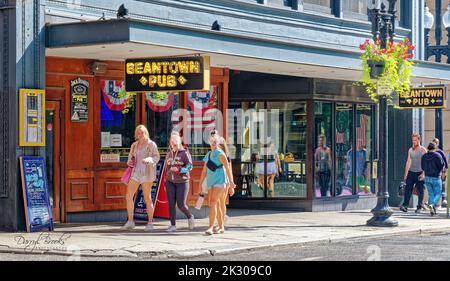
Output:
[213,228,225,234]
[205,229,214,235]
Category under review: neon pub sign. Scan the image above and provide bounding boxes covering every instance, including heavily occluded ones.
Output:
[125,56,210,92]
[398,86,447,109]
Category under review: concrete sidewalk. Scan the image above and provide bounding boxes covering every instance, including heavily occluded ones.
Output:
[1,208,450,259]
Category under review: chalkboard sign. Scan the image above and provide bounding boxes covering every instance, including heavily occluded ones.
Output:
[20,157,54,232]
[134,159,168,221]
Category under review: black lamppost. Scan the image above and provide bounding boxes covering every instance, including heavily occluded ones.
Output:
[424,1,448,208]
[366,0,399,227]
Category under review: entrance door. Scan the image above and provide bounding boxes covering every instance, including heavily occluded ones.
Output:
[45,101,62,222]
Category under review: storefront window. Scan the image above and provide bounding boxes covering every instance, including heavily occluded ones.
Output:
[186,85,220,161]
[229,101,307,198]
[335,103,353,197]
[356,104,374,195]
[314,102,333,198]
[100,80,136,163]
[146,92,179,157]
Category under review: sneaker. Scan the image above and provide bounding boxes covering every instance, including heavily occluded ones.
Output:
[166,225,177,233]
[442,200,448,208]
[424,202,431,210]
[430,205,435,216]
[399,205,408,213]
[415,208,422,213]
[188,215,195,230]
[121,221,135,230]
[144,223,154,232]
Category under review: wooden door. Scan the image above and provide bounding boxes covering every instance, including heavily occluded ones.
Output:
[45,101,62,222]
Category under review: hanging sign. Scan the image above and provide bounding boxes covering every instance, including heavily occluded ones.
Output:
[125,56,210,92]
[19,89,45,146]
[20,157,54,232]
[71,78,89,122]
[398,86,447,109]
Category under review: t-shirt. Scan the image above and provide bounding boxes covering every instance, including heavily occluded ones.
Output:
[203,148,227,187]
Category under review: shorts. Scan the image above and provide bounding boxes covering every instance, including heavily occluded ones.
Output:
[256,162,277,175]
[130,168,152,185]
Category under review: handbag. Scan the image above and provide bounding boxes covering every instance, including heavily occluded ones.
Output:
[206,152,223,172]
[121,144,136,185]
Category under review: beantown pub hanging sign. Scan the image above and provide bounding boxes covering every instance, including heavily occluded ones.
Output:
[125,56,210,92]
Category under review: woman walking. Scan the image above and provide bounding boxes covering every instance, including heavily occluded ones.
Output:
[421,142,445,216]
[165,132,195,233]
[122,125,160,231]
[199,133,234,235]
[216,137,236,233]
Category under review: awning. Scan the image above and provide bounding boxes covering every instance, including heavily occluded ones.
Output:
[46,19,450,84]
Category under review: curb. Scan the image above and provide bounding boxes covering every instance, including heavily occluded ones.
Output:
[1,226,450,259]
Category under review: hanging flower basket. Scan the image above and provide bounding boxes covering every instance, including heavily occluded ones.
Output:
[356,38,415,104]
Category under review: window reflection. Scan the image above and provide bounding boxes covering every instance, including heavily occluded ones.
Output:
[314,102,333,197]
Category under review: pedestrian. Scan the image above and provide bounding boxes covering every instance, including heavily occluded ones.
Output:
[401,133,427,213]
[432,138,448,208]
[315,135,332,197]
[216,136,236,233]
[164,132,195,233]
[122,125,160,231]
[199,133,234,235]
[422,142,445,216]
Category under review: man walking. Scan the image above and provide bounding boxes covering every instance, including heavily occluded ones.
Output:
[422,142,445,216]
[401,133,427,213]
[432,138,448,208]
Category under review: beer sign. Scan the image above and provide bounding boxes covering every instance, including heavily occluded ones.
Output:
[125,56,210,92]
[398,86,447,109]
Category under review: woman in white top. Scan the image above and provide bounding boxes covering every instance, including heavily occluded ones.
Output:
[122,125,160,231]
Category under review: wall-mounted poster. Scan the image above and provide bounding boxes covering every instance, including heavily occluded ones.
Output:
[71,78,89,122]
[20,156,54,232]
[19,89,45,146]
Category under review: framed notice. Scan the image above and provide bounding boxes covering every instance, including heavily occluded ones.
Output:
[20,157,54,232]
[71,78,89,122]
[19,89,45,146]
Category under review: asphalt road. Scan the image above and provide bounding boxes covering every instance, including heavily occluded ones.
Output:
[0,230,449,261]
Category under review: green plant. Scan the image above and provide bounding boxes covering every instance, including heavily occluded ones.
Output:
[357,37,415,105]
[117,88,136,114]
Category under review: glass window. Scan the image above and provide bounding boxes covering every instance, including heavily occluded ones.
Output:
[229,101,307,199]
[185,85,221,161]
[100,80,136,163]
[146,92,179,157]
[356,104,374,195]
[343,0,368,21]
[335,103,353,197]
[303,0,331,14]
[314,102,333,198]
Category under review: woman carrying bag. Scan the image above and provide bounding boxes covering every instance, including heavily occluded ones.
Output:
[121,125,160,231]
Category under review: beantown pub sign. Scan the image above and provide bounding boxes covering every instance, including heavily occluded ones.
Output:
[125,56,210,92]
[398,86,447,109]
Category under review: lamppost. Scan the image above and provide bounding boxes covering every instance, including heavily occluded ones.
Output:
[366,0,399,227]
[424,1,449,208]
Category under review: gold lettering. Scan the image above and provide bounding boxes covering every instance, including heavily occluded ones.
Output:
[152,62,162,74]
[144,62,151,74]
[126,63,135,74]
[160,62,170,74]
[169,62,179,74]
[149,76,157,87]
[190,61,200,73]
[178,61,189,74]
[135,62,144,74]
[167,75,177,87]
[157,75,167,87]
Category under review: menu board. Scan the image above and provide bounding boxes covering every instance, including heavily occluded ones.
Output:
[20,157,54,232]
[134,159,169,221]
[71,78,89,122]
[19,89,45,146]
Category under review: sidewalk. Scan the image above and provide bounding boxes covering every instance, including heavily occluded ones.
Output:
[0,208,449,259]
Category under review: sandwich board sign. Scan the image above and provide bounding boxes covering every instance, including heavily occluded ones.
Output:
[20,156,54,232]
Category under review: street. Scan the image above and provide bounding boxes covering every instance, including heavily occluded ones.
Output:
[1,230,449,261]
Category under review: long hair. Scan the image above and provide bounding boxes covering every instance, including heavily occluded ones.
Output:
[135,124,150,141]
[218,137,230,157]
